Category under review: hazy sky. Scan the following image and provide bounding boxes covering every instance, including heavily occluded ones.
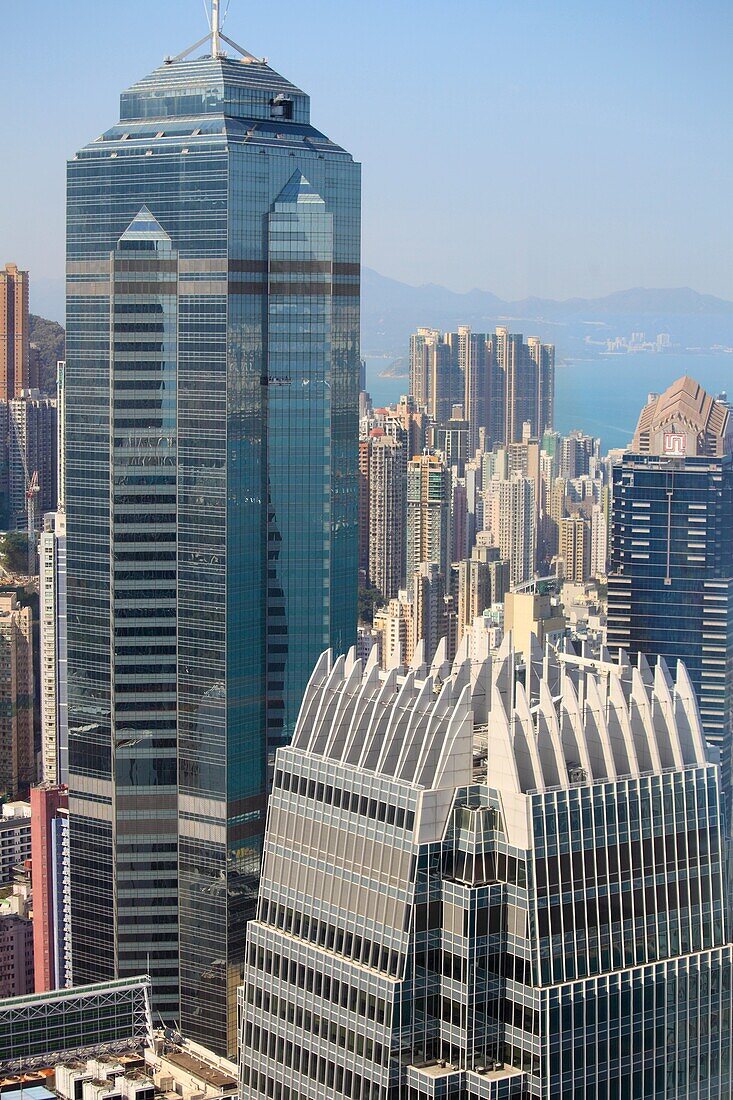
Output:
[3,0,733,318]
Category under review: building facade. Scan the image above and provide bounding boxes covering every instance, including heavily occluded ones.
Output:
[65,23,360,1055]
[240,637,733,1099]
[0,264,31,402]
[0,914,34,999]
[607,376,733,784]
[368,432,406,602]
[407,454,451,588]
[30,784,70,993]
[0,593,34,799]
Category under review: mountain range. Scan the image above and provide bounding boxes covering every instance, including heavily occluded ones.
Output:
[361,268,733,358]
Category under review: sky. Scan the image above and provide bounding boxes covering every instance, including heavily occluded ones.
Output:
[3,0,733,320]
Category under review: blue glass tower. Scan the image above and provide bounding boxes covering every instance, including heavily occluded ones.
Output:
[607,377,733,792]
[65,19,360,1055]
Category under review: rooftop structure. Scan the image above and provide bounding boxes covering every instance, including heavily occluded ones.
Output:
[632,374,733,458]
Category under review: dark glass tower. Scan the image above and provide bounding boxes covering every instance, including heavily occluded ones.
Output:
[65,21,360,1055]
[607,376,733,789]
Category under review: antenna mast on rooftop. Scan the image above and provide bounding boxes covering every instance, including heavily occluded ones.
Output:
[166,1,264,65]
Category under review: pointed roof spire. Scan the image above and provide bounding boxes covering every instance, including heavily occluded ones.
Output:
[166,1,264,65]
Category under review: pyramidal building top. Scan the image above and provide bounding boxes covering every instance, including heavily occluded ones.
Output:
[631,374,733,458]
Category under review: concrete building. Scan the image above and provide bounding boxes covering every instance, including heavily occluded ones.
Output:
[607,376,733,785]
[407,453,451,588]
[456,546,509,646]
[39,512,68,785]
[6,393,57,533]
[0,264,31,401]
[558,512,591,582]
[0,593,34,799]
[373,595,412,671]
[367,431,406,602]
[498,476,536,589]
[503,590,565,661]
[412,562,448,667]
[0,914,34,997]
[0,801,31,887]
[240,637,733,1098]
[31,785,70,993]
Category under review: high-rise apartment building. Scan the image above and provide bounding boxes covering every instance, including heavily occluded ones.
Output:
[498,475,536,589]
[408,328,554,451]
[367,431,406,601]
[558,512,591,582]
[0,264,31,401]
[0,915,34,998]
[31,784,71,992]
[409,329,441,411]
[607,376,733,783]
[411,561,448,666]
[407,453,451,586]
[0,593,34,799]
[495,327,554,445]
[39,511,68,785]
[240,637,733,1099]
[65,15,360,1054]
[0,802,31,887]
[4,393,57,533]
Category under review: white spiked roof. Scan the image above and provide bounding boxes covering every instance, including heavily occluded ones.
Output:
[290,636,711,795]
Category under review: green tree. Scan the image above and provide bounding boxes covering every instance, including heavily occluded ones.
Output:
[29,314,65,394]
[0,532,31,575]
[358,583,385,626]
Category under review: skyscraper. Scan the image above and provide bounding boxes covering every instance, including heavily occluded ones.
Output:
[0,593,34,799]
[0,264,30,401]
[367,430,406,601]
[65,13,360,1054]
[240,637,733,1098]
[406,452,451,586]
[607,376,733,784]
[498,475,536,588]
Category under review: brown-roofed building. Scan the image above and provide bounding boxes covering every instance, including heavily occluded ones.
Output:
[631,374,733,459]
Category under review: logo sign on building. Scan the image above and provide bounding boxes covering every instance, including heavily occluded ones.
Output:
[663,431,687,456]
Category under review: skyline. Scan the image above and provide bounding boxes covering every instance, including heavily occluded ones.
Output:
[3,0,733,319]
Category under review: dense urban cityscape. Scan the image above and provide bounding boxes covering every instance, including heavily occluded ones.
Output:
[0,2,732,1098]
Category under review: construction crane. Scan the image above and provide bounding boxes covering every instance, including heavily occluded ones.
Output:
[26,470,39,575]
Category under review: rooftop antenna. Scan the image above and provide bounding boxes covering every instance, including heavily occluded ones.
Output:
[166,0,265,64]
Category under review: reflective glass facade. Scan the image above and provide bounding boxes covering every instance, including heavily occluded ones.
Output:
[65,53,360,1056]
[607,454,733,788]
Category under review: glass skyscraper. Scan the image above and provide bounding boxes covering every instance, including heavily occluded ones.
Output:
[607,376,733,791]
[65,24,360,1055]
[241,637,733,1098]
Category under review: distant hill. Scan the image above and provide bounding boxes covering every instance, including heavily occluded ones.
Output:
[30,314,65,394]
[361,268,733,357]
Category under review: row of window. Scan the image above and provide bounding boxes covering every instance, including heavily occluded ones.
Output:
[273,769,415,831]
[244,1001,389,1067]
[245,949,391,1025]
[257,901,403,976]
[242,1030,383,1100]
